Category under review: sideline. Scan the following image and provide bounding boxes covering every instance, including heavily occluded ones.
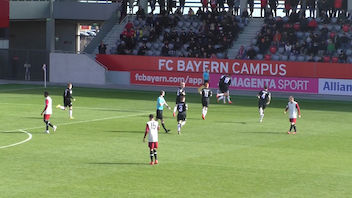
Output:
[0,130,33,149]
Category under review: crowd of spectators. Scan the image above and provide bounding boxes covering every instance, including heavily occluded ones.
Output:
[238,5,352,63]
[115,9,247,58]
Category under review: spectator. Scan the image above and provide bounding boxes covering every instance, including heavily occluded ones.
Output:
[234,0,240,16]
[338,50,347,63]
[136,7,146,19]
[284,0,291,16]
[307,0,316,18]
[98,42,107,54]
[161,43,170,56]
[269,0,278,17]
[179,0,185,13]
[138,43,148,55]
[228,0,234,15]
[247,0,254,17]
[260,0,268,17]
[202,0,208,12]
[326,39,335,55]
[149,0,156,14]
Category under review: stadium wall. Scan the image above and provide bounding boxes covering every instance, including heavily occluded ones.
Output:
[96,55,352,96]
[50,53,106,85]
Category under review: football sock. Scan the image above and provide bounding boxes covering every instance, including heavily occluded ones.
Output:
[177,123,181,132]
[218,96,224,101]
[289,124,293,132]
[161,123,168,132]
[153,149,157,160]
[293,125,296,132]
[181,121,186,126]
[60,106,65,110]
[173,106,177,113]
[227,96,231,102]
[204,108,207,116]
[150,150,154,162]
[69,109,72,117]
[223,97,226,103]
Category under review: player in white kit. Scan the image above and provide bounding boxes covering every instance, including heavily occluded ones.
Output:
[41,91,57,134]
[143,114,160,165]
[284,96,301,134]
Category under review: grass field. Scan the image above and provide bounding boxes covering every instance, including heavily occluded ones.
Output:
[0,84,351,198]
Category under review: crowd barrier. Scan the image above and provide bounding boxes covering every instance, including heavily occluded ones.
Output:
[97,55,352,96]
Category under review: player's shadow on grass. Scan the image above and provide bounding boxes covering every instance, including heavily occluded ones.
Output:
[25,116,42,120]
[216,121,247,124]
[104,130,142,133]
[88,162,147,166]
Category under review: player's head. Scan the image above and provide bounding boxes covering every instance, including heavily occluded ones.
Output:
[204,82,209,88]
[160,90,165,96]
[264,85,268,91]
[289,96,294,102]
[149,114,154,120]
[180,95,185,102]
[68,83,72,89]
[180,82,185,88]
[44,91,49,97]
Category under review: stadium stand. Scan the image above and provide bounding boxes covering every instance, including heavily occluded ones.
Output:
[239,8,352,63]
[113,10,248,59]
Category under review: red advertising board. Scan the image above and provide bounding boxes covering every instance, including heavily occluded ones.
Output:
[0,0,9,28]
[96,55,352,79]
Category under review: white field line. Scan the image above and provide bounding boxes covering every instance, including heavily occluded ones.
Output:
[0,130,32,149]
[0,87,43,92]
[0,102,148,112]
[7,111,152,133]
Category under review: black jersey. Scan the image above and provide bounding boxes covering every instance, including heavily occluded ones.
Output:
[176,102,187,114]
[201,88,213,99]
[219,75,231,92]
[258,90,271,108]
[64,88,73,100]
[176,87,186,103]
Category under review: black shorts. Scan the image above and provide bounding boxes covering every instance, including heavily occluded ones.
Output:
[202,98,210,107]
[156,110,163,120]
[220,86,229,93]
[258,101,267,109]
[176,97,180,104]
[177,112,186,121]
[64,99,72,107]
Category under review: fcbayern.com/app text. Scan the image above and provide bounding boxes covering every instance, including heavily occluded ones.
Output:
[134,73,203,86]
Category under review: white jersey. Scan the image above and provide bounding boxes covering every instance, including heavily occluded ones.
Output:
[286,101,300,118]
[44,96,53,115]
[146,120,159,142]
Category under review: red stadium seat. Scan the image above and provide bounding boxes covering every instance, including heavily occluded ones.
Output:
[342,24,349,32]
[332,57,338,63]
[269,46,277,54]
[264,54,271,60]
[323,56,330,62]
[293,23,300,30]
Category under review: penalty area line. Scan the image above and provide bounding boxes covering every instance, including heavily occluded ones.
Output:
[11,111,153,132]
[0,130,33,149]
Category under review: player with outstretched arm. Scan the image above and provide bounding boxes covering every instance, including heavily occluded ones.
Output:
[156,90,171,133]
[174,82,186,116]
[143,114,160,165]
[284,96,301,134]
[41,91,57,134]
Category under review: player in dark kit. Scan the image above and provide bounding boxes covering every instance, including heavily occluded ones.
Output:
[173,82,186,116]
[174,96,188,135]
[56,83,75,119]
[216,74,232,104]
[257,85,271,123]
[200,82,213,120]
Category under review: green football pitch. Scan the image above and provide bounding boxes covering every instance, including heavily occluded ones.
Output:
[0,84,351,198]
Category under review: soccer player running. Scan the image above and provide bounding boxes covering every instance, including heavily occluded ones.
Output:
[174,96,188,134]
[56,83,75,119]
[41,91,57,134]
[257,85,271,123]
[156,90,171,133]
[284,96,301,135]
[216,74,232,104]
[173,82,186,116]
[143,114,160,165]
[200,82,212,120]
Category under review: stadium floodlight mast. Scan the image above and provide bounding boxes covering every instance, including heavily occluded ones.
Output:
[42,64,47,88]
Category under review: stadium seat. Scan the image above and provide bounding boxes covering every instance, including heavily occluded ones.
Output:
[271,54,279,61]
[314,56,321,62]
[281,55,288,61]
[256,54,264,60]
[297,55,305,62]
[332,57,338,63]
[289,55,297,62]
[323,56,330,62]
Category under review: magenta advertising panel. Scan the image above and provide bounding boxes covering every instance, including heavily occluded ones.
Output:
[209,74,319,93]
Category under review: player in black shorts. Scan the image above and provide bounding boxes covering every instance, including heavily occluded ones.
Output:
[216,74,232,104]
[200,82,212,120]
[174,96,188,135]
[257,85,271,123]
[173,82,186,116]
[56,83,75,119]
